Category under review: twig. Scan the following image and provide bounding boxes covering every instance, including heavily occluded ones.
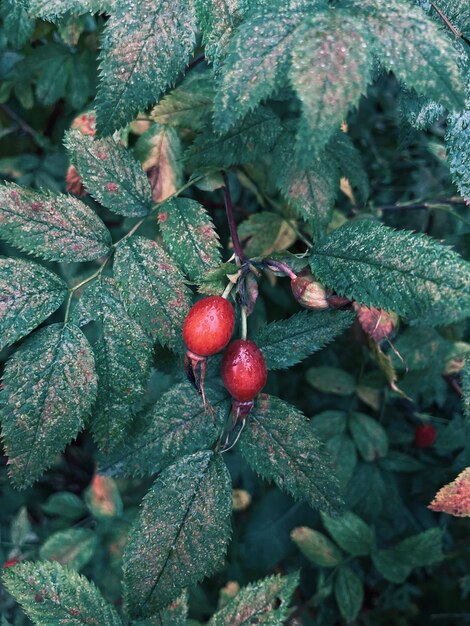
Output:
[431,2,463,38]
[0,104,39,141]
[222,172,248,264]
[187,53,205,71]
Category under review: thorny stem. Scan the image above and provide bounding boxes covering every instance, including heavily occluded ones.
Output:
[222,172,248,264]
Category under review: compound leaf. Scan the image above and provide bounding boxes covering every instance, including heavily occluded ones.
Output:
[95,0,196,136]
[253,310,354,370]
[158,198,221,282]
[1,324,97,489]
[2,560,122,626]
[64,130,153,217]
[0,257,67,351]
[0,183,112,262]
[113,236,191,351]
[240,394,343,514]
[123,451,232,618]
[309,220,470,325]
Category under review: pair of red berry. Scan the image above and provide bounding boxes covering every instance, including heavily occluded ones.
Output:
[183,296,267,418]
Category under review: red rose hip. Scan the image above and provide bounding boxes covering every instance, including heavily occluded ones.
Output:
[414,424,437,448]
[183,296,235,357]
[222,339,267,403]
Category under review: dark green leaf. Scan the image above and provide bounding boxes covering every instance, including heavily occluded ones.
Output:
[2,561,123,625]
[0,0,35,49]
[64,130,153,217]
[349,412,388,461]
[334,566,364,623]
[98,382,230,477]
[310,410,348,441]
[253,310,354,370]
[0,183,112,262]
[240,394,344,514]
[329,132,369,205]
[123,451,232,617]
[391,327,454,371]
[41,492,87,519]
[158,198,221,282]
[0,257,67,351]
[1,323,97,488]
[309,220,470,324]
[463,358,470,421]
[208,572,299,625]
[446,111,470,203]
[326,435,358,488]
[291,527,342,567]
[95,0,196,135]
[27,0,114,21]
[39,529,97,571]
[306,366,356,396]
[113,236,191,351]
[133,592,189,626]
[321,511,374,556]
[72,278,152,451]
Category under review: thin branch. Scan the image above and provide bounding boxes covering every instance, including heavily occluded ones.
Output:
[222,172,248,264]
[0,104,39,141]
[431,2,463,38]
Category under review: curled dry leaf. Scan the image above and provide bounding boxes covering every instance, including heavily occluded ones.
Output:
[354,302,396,342]
[65,165,86,196]
[428,467,470,517]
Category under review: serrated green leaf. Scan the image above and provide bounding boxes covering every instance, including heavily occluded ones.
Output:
[39,529,97,571]
[158,198,221,282]
[463,358,470,421]
[309,220,470,325]
[240,394,343,514]
[0,183,112,262]
[371,548,412,584]
[95,0,196,136]
[113,236,191,351]
[27,0,114,21]
[64,130,153,217]
[208,572,299,625]
[151,68,215,130]
[34,44,71,106]
[424,0,470,35]
[446,111,470,203]
[253,310,354,370]
[329,132,369,205]
[321,511,373,556]
[41,492,87,519]
[391,327,453,371]
[237,212,296,258]
[98,382,230,477]
[306,366,356,396]
[334,566,364,623]
[186,108,282,169]
[1,323,97,488]
[133,592,189,626]
[310,410,348,441]
[351,0,465,110]
[134,124,183,203]
[2,561,123,626]
[123,451,232,618]
[291,527,342,567]
[213,2,310,131]
[0,0,35,49]
[349,412,389,461]
[71,278,152,451]
[399,91,445,130]
[10,507,32,547]
[0,257,67,351]
[326,435,357,488]
[291,10,372,157]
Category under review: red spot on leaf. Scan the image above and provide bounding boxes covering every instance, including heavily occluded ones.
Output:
[3,558,18,568]
[34,594,44,603]
[30,202,43,212]
[105,182,118,192]
[158,212,168,223]
[96,151,108,161]
[69,608,80,616]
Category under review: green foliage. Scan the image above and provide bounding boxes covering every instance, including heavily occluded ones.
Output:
[27,0,114,21]
[307,366,356,395]
[123,451,232,618]
[335,565,364,623]
[310,220,470,324]
[320,511,374,556]
[0,183,112,261]
[208,572,299,625]
[64,130,153,217]
[2,561,123,625]
[240,395,343,515]
[0,0,34,49]
[254,310,354,370]
[1,323,97,488]
[0,257,67,350]
[446,111,470,203]
[349,412,389,461]
[39,528,97,571]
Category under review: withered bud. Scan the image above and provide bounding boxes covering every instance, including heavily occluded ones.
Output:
[66,165,86,196]
[71,111,96,137]
[291,274,329,310]
[354,303,395,342]
[232,488,252,512]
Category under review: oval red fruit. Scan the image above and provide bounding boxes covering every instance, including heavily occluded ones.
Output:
[222,339,267,402]
[183,296,235,357]
[414,424,437,448]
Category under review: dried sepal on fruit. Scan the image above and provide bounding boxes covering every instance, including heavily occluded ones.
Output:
[354,303,396,342]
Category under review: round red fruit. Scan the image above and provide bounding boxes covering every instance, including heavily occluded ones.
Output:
[414,424,437,448]
[222,339,267,402]
[183,296,235,357]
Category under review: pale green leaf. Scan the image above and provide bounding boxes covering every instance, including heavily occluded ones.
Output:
[64,130,153,217]
[349,412,389,461]
[98,382,230,477]
[1,323,97,488]
[446,111,470,203]
[290,10,372,156]
[123,451,232,617]
[158,198,221,282]
[95,0,196,136]
[321,511,374,556]
[113,236,191,351]
[291,527,343,567]
[240,394,343,514]
[41,492,87,519]
[253,310,354,370]
[10,507,32,547]
[309,220,470,325]
[27,0,114,21]
[0,183,112,262]
[0,257,67,351]
[2,561,123,626]
[335,566,364,623]
[39,529,97,571]
[72,278,152,451]
[237,212,296,258]
[306,366,356,396]
[208,572,299,625]
[310,410,348,441]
